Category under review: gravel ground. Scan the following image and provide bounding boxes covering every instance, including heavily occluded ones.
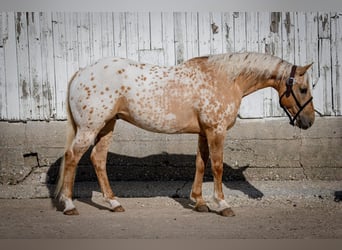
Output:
[0,181,341,239]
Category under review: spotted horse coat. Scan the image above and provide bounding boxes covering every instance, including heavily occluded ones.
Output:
[56,52,315,216]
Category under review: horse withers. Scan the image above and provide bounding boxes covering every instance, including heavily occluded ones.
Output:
[55,52,315,216]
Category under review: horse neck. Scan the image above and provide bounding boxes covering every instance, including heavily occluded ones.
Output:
[212,53,291,97]
[239,72,280,97]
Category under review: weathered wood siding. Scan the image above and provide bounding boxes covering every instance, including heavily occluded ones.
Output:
[0,12,341,121]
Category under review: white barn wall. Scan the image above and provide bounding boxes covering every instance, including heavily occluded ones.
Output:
[0,12,341,121]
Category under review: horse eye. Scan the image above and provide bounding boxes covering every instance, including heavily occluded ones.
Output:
[300,88,308,94]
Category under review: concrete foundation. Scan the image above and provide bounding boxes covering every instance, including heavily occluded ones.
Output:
[0,117,341,198]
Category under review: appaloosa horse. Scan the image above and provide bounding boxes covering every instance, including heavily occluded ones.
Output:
[55,52,315,216]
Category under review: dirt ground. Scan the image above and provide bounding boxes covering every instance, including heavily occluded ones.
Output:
[0,190,341,239]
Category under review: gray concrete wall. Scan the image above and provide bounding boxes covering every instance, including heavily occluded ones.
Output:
[0,117,341,195]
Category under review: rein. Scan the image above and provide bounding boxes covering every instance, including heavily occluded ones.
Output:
[279,65,313,126]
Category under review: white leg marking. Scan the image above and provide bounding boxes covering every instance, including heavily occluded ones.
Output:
[189,189,196,202]
[62,196,76,212]
[218,199,230,211]
[212,191,230,211]
[109,199,121,209]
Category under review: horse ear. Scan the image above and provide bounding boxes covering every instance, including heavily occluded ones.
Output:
[298,62,313,76]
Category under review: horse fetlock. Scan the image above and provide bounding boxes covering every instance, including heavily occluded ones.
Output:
[190,188,203,202]
[108,199,125,212]
[212,194,231,210]
[60,194,77,214]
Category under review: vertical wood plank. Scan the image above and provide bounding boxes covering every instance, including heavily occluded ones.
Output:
[137,12,150,53]
[234,12,251,118]
[282,12,295,63]
[150,12,163,50]
[294,12,307,65]
[0,12,8,119]
[28,12,45,120]
[125,12,139,61]
[270,12,284,116]
[210,12,223,55]
[4,12,20,120]
[198,12,211,56]
[40,12,56,120]
[113,12,127,58]
[90,12,103,63]
[161,12,175,66]
[258,12,276,117]
[222,12,234,53]
[305,12,321,115]
[0,46,6,119]
[234,12,247,52]
[258,12,270,54]
[317,12,333,115]
[185,12,199,59]
[246,12,259,52]
[331,12,342,115]
[269,12,282,57]
[174,12,187,64]
[77,12,91,68]
[16,12,31,120]
[64,12,79,82]
[240,12,264,118]
[52,12,67,119]
[100,12,114,58]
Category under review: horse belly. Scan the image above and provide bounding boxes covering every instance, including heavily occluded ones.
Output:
[122,95,200,134]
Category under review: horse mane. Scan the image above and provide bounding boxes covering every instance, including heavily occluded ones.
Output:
[207,52,292,81]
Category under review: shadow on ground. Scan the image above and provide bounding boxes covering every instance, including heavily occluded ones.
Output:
[47,148,264,212]
[334,191,342,202]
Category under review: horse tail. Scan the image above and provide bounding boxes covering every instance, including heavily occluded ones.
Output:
[55,71,79,198]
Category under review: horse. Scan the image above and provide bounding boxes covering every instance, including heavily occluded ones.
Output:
[55,52,315,216]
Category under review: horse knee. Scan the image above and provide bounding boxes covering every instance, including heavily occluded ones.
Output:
[211,164,223,177]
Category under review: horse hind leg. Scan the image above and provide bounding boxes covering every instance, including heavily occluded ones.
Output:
[58,129,97,215]
[90,119,125,212]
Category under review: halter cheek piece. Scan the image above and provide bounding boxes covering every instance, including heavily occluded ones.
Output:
[279,65,313,126]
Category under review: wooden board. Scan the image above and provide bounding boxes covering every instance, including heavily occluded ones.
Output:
[0,12,340,121]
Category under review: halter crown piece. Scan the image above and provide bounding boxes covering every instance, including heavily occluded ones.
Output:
[279,65,313,126]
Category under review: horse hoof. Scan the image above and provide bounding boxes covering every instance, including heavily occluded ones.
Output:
[63,208,79,215]
[220,207,235,217]
[195,204,210,213]
[112,205,125,212]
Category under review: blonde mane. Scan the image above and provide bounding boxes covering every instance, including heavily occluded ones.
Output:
[207,52,292,81]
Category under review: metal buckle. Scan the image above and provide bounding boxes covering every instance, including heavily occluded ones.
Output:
[286,77,295,86]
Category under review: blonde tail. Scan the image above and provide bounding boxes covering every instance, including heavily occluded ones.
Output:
[55,71,78,198]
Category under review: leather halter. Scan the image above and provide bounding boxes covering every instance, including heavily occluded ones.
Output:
[279,65,313,126]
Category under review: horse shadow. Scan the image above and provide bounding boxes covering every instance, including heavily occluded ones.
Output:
[334,191,342,202]
[47,148,264,212]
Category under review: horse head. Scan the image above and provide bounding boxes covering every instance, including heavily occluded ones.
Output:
[278,63,315,130]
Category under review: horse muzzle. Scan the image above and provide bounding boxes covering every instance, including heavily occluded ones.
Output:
[295,113,314,130]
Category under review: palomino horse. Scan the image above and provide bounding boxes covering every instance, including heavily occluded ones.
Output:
[55,52,315,216]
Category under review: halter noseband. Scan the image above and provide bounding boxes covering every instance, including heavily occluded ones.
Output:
[279,65,313,126]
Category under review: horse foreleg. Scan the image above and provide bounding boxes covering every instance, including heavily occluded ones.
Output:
[191,135,210,212]
[207,132,235,217]
[60,130,96,215]
[90,119,124,212]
